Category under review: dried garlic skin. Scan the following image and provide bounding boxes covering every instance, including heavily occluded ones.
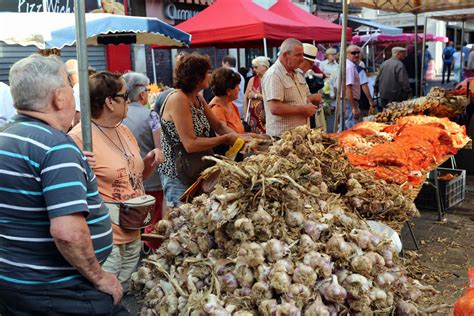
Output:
[132,126,437,315]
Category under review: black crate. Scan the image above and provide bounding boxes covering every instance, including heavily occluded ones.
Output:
[415,168,466,211]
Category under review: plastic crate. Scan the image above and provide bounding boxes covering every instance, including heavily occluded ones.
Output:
[415,168,466,210]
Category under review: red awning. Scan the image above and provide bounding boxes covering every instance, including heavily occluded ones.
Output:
[269,0,351,42]
[176,0,339,47]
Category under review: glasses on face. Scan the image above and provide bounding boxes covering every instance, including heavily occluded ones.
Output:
[349,51,361,55]
[113,91,129,101]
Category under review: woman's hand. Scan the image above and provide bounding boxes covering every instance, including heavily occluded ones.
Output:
[83,151,96,168]
[144,148,165,168]
[224,133,241,146]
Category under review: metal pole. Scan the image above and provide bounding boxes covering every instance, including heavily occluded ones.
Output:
[263,38,268,58]
[421,16,428,96]
[334,2,348,132]
[74,0,92,151]
[414,13,419,97]
[461,21,465,71]
[151,48,157,84]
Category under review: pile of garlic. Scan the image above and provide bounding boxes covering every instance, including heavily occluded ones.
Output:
[132,126,434,315]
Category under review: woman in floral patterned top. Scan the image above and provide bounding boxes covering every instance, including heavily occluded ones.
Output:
[158,53,240,209]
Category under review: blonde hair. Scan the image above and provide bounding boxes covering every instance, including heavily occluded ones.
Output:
[325,48,337,57]
[251,56,269,68]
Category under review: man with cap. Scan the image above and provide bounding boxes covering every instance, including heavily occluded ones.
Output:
[261,38,321,137]
[300,43,326,130]
[374,46,411,110]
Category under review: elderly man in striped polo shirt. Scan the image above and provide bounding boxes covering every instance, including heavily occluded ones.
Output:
[0,55,128,315]
[262,38,322,137]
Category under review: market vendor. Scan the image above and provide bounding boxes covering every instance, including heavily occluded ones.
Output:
[262,38,321,137]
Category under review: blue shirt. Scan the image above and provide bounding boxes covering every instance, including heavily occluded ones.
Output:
[0,115,112,289]
[443,46,456,63]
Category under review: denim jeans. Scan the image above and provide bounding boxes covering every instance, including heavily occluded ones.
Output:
[0,281,130,316]
[339,99,361,131]
[160,174,187,208]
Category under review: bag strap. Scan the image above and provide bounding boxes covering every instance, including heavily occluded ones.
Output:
[159,90,178,144]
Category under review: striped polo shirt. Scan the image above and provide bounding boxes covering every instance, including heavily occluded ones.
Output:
[0,114,112,289]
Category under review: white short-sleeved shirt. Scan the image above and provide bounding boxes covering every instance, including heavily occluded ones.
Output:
[345,60,361,100]
[0,82,16,125]
[262,59,310,137]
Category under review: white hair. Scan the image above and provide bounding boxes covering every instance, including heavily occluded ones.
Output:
[280,38,303,55]
[122,72,150,102]
[9,54,66,112]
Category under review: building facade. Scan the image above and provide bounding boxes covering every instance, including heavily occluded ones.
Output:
[360,8,474,75]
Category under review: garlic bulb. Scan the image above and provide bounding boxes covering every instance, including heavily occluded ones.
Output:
[303,221,329,241]
[166,237,182,256]
[320,275,347,303]
[275,302,301,316]
[259,299,278,316]
[350,255,373,276]
[343,274,371,298]
[270,271,292,293]
[292,263,317,287]
[265,239,287,262]
[285,210,305,228]
[234,217,255,241]
[235,264,255,288]
[326,234,353,259]
[251,281,273,301]
[303,295,330,316]
[396,300,419,315]
[299,234,316,254]
[252,203,273,225]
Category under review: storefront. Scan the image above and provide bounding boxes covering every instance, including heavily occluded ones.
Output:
[0,0,128,82]
[142,0,231,86]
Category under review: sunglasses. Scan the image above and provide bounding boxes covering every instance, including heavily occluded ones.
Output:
[113,91,129,101]
[349,51,361,55]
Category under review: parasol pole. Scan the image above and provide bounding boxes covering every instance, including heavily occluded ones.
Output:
[421,15,428,96]
[74,0,92,151]
[414,13,419,97]
[461,21,465,73]
[151,48,157,84]
[263,38,268,58]
[334,1,348,132]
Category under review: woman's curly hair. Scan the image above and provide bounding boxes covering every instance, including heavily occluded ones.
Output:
[174,53,211,93]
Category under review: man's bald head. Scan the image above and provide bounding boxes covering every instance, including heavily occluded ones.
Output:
[65,59,79,86]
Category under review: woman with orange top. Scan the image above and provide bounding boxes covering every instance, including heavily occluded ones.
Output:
[69,71,164,292]
[209,67,246,134]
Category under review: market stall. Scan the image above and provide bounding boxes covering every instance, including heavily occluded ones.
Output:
[131,101,470,313]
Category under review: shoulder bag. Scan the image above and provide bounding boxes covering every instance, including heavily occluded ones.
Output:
[160,92,215,186]
[105,195,156,230]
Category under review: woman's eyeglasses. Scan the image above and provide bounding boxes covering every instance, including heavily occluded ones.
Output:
[350,51,361,55]
[113,91,129,101]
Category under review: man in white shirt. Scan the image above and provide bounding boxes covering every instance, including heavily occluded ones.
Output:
[222,55,245,118]
[0,82,15,126]
[65,59,81,127]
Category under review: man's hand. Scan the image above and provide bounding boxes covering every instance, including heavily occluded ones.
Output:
[352,106,361,119]
[307,93,322,104]
[368,103,376,115]
[94,271,123,305]
[300,104,318,117]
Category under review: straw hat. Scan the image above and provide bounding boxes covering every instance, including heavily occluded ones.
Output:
[302,43,318,62]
